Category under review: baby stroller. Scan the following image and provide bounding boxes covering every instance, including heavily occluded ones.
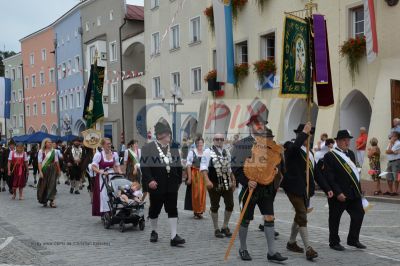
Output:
[101,171,145,232]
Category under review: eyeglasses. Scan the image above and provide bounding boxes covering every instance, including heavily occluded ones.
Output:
[214,138,225,142]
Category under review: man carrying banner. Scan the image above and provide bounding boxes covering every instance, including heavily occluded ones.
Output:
[231,114,287,262]
[281,122,318,261]
[323,130,366,251]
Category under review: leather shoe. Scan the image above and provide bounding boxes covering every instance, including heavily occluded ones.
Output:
[267,252,288,262]
[347,241,366,249]
[150,230,158,242]
[306,247,318,260]
[221,227,232,237]
[330,243,345,251]
[287,241,304,253]
[239,249,252,261]
[214,229,224,238]
[170,234,185,246]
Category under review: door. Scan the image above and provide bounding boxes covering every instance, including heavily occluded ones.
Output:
[391,80,400,122]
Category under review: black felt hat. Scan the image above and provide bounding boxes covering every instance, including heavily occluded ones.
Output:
[293,124,315,134]
[335,130,353,140]
[154,121,172,136]
[246,114,268,126]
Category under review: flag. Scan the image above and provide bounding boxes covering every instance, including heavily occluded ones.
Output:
[82,64,105,128]
[280,15,312,99]
[364,0,378,63]
[212,0,235,84]
[260,73,275,90]
[0,77,11,119]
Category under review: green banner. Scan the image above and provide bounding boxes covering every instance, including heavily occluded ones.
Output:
[280,15,311,99]
[83,64,105,128]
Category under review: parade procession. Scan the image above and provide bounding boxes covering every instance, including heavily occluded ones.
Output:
[1,0,400,265]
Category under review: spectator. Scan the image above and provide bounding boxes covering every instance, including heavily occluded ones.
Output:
[389,118,400,138]
[367,138,381,195]
[314,133,329,163]
[384,132,400,196]
[355,127,368,167]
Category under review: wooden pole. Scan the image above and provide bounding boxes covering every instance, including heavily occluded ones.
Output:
[224,188,254,261]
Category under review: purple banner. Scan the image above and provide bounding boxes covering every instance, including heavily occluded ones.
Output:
[313,14,329,84]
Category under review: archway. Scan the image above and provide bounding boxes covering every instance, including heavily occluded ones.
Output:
[340,90,372,151]
[123,42,145,74]
[180,115,198,142]
[50,124,58,135]
[28,127,35,134]
[284,99,319,142]
[40,125,48,133]
[73,119,86,135]
[124,83,146,145]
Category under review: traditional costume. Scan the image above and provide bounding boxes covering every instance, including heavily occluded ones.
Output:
[37,149,59,206]
[0,145,8,191]
[3,140,15,193]
[8,149,29,198]
[123,147,141,182]
[65,139,83,194]
[281,124,318,260]
[140,122,184,246]
[200,139,234,238]
[323,130,366,251]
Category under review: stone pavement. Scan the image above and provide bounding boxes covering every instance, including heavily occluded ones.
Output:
[0,174,399,266]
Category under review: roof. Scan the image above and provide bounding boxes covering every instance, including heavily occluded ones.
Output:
[126,5,144,21]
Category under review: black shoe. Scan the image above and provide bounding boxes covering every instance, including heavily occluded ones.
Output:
[214,229,224,238]
[150,231,158,242]
[259,224,264,231]
[347,241,366,249]
[170,235,185,246]
[70,188,74,194]
[34,180,37,185]
[239,249,252,261]
[65,180,70,185]
[221,227,232,237]
[267,252,288,262]
[330,243,345,251]
[274,231,279,237]
[74,190,80,194]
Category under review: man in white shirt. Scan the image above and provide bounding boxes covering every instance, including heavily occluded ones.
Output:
[384,131,400,196]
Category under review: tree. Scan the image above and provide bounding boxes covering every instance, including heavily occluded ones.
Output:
[0,50,17,77]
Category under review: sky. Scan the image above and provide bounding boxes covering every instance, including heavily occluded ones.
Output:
[0,0,144,53]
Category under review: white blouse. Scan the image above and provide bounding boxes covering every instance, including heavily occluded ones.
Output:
[186,149,203,166]
[37,150,59,164]
[92,151,120,168]
[8,151,28,162]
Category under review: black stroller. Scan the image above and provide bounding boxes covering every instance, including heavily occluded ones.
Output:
[101,172,145,232]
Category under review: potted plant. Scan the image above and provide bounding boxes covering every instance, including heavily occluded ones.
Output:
[253,59,276,85]
[234,63,249,92]
[340,36,366,83]
[232,0,248,22]
[204,70,221,91]
[204,5,214,32]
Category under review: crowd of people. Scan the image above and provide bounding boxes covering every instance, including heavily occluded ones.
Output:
[0,117,399,263]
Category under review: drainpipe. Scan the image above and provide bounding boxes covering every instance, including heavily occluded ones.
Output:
[79,15,85,130]
[119,17,127,143]
[21,62,27,134]
[53,34,61,136]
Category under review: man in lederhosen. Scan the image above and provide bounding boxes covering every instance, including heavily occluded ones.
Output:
[201,133,235,238]
[65,137,83,194]
[281,122,318,261]
[3,139,16,194]
[324,130,366,251]
[141,122,185,247]
[231,114,287,262]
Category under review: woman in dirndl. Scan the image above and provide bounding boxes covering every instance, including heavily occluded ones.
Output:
[124,139,141,182]
[8,143,29,200]
[37,138,60,208]
[91,138,122,217]
[184,136,206,219]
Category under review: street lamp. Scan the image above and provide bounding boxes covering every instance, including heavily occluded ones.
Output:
[161,86,184,144]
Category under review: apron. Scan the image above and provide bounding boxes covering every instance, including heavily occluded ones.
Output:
[92,152,115,216]
[11,152,27,189]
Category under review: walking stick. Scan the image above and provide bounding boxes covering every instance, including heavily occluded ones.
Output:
[224,188,254,261]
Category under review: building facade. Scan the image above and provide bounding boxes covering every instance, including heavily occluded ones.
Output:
[3,53,25,137]
[20,27,58,135]
[54,3,86,136]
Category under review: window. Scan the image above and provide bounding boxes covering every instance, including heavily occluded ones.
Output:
[153,77,161,98]
[11,68,16,81]
[76,91,81,107]
[111,83,118,103]
[18,90,22,102]
[85,22,89,31]
[109,10,114,21]
[33,104,37,115]
[261,32,275,60]
[170,25,180,50]
[24,77,29,89]
[12,116,17,128]
[236,41,248,64]
[64,95,68,110]
[74,56,80,72]
[191,67,202,93]
[171,72,180,90]
[74,29,78,38]
[151,0,160,9]
[17,66,22,79]
[190,17,201,43]
[30,53,34,65]
[68,59,72,76]
[49,68,55,83]
[97,16,101,26]
[69,94,74,109]
[351,6,364,38]
[26,105,30,117]
[89,45,96,64]
[41,102,46,115]
[109,41,117,62]
[151,32,160,55]
[51,100,56,113]
[12,91,16,103]
[31,75,36,88]
[18,115,23,128]
[59,97,63,111]
[62,62,67,78]
[41,49,46,61]
[40,71,45,85]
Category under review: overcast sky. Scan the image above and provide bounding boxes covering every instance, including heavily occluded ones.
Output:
[0,0,144,53]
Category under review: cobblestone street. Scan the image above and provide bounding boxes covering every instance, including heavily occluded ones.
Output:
[0,174,399,266]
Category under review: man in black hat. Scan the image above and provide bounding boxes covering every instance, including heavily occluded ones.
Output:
[2,139,16,193]
[64,137,83,194]
[140,121,185,247]
[231,114,287,262]
[323,130,366,251]
[281,122,318,261]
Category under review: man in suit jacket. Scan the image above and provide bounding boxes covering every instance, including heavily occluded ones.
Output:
[281,122,318,261]
[140,122,184,247]
[324,130,366,251]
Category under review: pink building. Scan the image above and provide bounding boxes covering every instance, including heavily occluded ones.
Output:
[21,26,58,135]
